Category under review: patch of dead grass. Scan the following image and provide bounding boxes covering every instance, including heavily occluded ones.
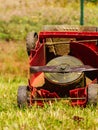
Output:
[0,40,29,77]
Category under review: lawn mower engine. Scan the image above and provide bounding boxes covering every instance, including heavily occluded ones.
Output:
[17,25,98,107]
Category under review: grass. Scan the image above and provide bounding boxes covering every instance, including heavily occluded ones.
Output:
[0,1,98,40]
[0,41,28,78]
[0,74,98,130]
[0,1,98,129]
[0,76,98,130]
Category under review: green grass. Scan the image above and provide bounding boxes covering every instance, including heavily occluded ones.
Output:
[0,76,98,130]
[0,16,42,40]
[0,1,98,40]
[0,1,98,129]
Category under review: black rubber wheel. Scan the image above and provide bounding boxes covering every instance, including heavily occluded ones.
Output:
[17,86,28,107]
[88,84,98,105]
[26,32,38,56]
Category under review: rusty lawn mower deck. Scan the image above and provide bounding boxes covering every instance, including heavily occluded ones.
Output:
[17,25,98,108]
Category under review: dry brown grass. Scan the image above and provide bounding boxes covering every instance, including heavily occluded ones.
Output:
[0,40,28,78]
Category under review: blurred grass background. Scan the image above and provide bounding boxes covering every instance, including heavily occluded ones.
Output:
[0,0,98,40]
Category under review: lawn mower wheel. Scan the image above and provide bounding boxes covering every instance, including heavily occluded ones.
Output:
[26,32,38,56]
[17,86,30,108]
[88,84,98,105]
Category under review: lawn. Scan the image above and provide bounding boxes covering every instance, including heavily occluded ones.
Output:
[0,65,98,129]
[0,69,98,130]
[0,0,98,130]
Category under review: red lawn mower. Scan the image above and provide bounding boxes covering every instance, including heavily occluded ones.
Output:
[17,25,98,107]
